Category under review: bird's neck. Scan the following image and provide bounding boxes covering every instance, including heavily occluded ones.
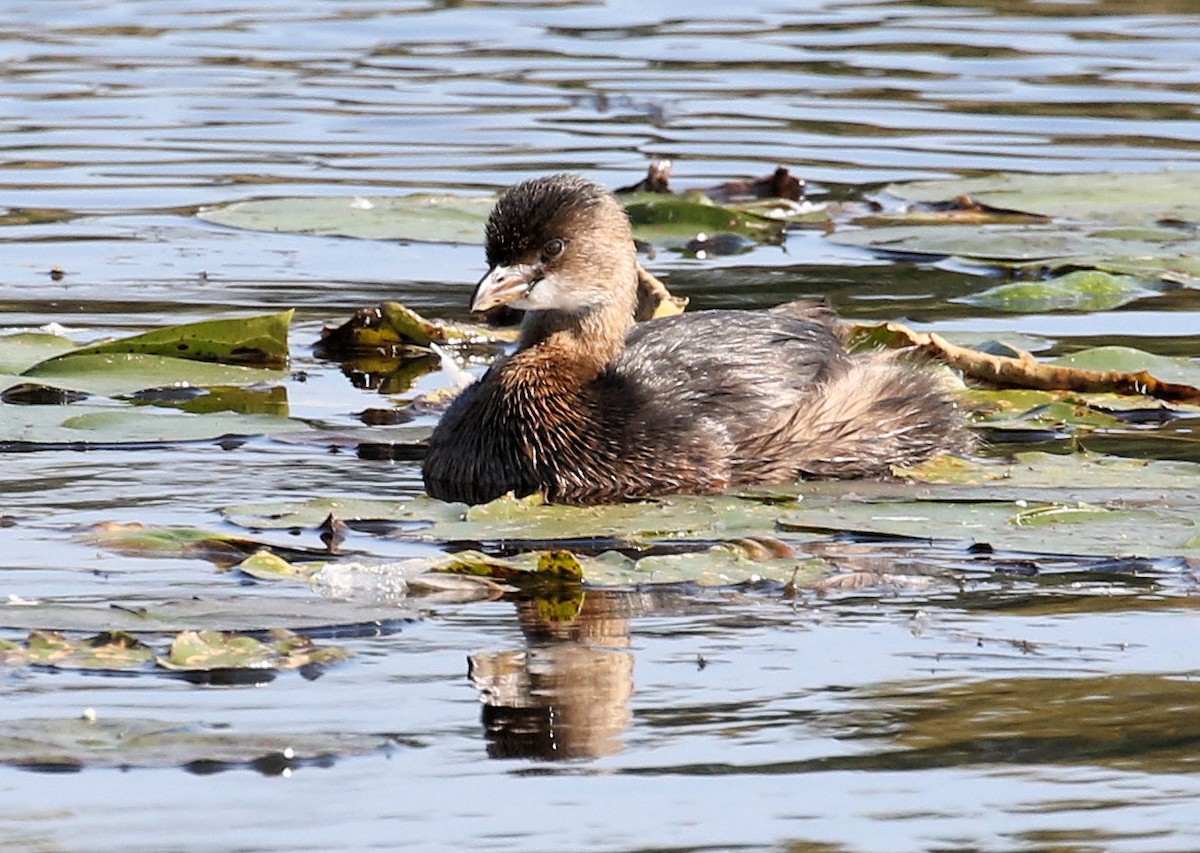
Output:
[516,281,636,378]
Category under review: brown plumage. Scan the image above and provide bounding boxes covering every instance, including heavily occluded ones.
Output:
[423,174,972,506]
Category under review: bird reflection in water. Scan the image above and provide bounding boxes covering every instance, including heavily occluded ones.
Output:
[468,589,635,760]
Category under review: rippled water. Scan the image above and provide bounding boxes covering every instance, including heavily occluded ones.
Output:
[4,1,1200,851]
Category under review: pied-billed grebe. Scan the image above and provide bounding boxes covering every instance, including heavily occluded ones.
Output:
[423,174,971,506]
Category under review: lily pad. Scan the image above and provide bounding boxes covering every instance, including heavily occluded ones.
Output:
[0,716,393,771]
[828,223,1199,265]
[198,193,497,243]
[58,310,293,368]
[156,629,350,672]
[886,171,1200,227]
[317,301,507,357]
[221,496,468,530]
[1050,347,1200,387]
[23,630,156,670]
[0,595,415,633]
[0,332,79,374]
[624,195,786,246]
[199,191,809,250]
[957,270,1159,313]
[0,405,305,448]
[420,493,795,546]
[12,353,287,398]
[233,550,321,582]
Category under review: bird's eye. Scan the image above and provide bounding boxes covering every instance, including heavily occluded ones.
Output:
[541,238,565,261]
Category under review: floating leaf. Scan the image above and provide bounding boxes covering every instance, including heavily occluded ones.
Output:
[155,628,349,672]
[1050,347,1200,388]
[828,223,1198,265]
[233,550,321,582]
[317,301,506,357]
[55,310,293,368]
[886,171,1200,227]
[0,596,415,633]
[0,332,78,374]
[23,630,155,670]
[198,193,497,243]
[221,496,467,530]
[0,404,304,447]
[423,492,793,546]
[957,270,1159,313]
[0,716,393,771]
[623,195,785,246]
[12,352,286,398]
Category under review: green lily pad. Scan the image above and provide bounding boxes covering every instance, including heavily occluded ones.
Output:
[0,404,305,447]
[0,332,78,374]
[886,171,1200,227]
[9,353,287,398]
[0,596,415,633]
[1050,347,1200,387]
[199,192,806,250]
[828,223,1199,265]
[58,310,292,368]
[421,493,794,545]
[156,629,350,672]
[233,550,321,581]
[198,193,498,243]
[0,716,393,771]
[957,270,1159,313]
[23,630,155,670]
[221,496,468,530]
[1015,252,1200,286]
[624,195,785,246]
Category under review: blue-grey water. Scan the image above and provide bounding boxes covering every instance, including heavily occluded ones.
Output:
[3,1,1200,851]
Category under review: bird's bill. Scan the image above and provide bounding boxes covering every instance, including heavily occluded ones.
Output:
[470,264,534,312]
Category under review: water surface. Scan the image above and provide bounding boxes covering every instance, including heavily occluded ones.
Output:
[3,1,1200,851]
